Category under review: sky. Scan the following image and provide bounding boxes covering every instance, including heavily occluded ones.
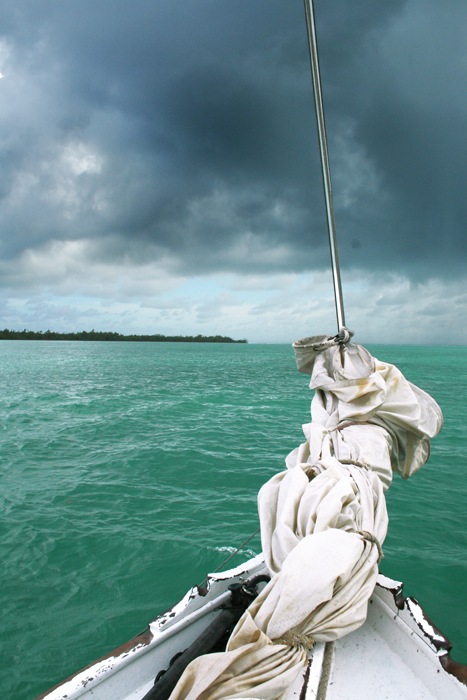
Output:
[0,0,466,344]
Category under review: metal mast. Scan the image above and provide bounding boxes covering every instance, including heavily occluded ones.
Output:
[303,0,346,333]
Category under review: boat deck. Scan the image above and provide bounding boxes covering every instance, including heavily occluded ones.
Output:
[319,579,467,700]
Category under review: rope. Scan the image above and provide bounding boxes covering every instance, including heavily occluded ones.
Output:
[331,420,369,432]
[198,527,261,589]
[310,327,354,353]
[273,632,315,651]
[355,530,384,564]
[338,459,368,469]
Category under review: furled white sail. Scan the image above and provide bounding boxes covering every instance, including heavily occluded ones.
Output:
[168,339,443,700]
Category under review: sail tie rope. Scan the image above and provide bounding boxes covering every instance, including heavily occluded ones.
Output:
[331,420,369,432]
[355,530,384,564]
[272,632,315,651]
[310,327,354,352]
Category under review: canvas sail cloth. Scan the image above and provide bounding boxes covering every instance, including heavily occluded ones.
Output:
[169,338,443,700]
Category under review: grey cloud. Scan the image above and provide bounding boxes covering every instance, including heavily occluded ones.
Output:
[0,0,465,288]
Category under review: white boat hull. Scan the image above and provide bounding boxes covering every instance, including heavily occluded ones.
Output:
[36,555,467,700]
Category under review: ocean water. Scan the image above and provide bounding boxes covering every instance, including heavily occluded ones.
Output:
[1,340,466,700]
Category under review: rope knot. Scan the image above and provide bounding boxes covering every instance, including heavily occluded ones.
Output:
[272,632,315,651]
[355,530,384,564]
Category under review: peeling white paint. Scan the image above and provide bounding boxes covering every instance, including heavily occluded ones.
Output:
[406,598,446,644]
[153,587,197,630]
[207,553,265,581]
[377,573,403,590]
[41,642,148,700]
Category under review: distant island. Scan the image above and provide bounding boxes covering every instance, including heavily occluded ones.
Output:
[0,329,247,343]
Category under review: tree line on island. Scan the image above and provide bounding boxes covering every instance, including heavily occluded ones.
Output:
[0,329,247,343]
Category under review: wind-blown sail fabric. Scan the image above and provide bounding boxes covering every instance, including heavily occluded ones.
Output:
[168,340,443,700]
[293,337,443,484]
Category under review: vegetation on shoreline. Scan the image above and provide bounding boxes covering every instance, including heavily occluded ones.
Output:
[0,329,247,343]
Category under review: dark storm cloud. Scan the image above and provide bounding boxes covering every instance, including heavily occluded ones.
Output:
[0,0,465,281]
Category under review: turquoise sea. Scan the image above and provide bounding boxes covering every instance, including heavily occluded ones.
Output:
[1,341,466,700]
